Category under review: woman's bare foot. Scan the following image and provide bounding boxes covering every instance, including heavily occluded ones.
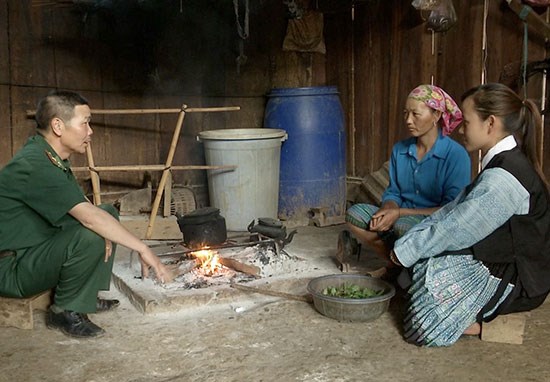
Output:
[463,322,481,336]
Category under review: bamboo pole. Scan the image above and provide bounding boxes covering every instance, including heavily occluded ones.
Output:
[85,144,101,205]
[230,283,313,303]
[71,164,237,172]
[185,106,240,113]
[91,106,240,115]
[146,108,186,239]
[26,106,240,117]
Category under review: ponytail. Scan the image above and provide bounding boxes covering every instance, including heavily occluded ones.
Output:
[519,99,544,180]
[462,83,548,189]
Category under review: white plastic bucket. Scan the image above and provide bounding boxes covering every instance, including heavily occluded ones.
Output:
[198,128,287,231]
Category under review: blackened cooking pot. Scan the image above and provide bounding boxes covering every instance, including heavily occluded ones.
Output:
[176,207,227,249]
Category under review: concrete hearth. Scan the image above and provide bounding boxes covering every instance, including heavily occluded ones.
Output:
[111,224,386,314]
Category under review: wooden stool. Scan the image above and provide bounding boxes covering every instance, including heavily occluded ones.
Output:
[481,312,530,345]
[0,290,52,329]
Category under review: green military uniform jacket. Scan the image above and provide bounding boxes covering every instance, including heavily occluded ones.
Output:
[0,134,88,251]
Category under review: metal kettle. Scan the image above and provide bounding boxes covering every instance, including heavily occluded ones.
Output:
[247,218,296,248]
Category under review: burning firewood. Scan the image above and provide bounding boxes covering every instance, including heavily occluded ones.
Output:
[164,259,198,278]
[218,257,261,278]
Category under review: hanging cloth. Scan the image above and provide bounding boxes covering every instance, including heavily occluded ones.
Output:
[282,9,326,54]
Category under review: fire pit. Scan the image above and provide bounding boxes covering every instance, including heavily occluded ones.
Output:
[110,223,335,315]
[158,240,294,291]
[111,229,308,314]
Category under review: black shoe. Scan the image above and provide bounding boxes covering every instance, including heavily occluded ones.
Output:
[46,308,105,338]
[377,228,398,248]
[96,298,120,313]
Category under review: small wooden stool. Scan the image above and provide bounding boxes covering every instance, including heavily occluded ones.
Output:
[481,312,530,345]
[0,290,52,329]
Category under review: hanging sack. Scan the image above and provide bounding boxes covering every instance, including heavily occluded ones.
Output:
[427,0,457,32]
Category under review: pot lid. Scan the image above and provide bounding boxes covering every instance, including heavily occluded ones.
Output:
[258,217,283,228]
[178,207,222,225]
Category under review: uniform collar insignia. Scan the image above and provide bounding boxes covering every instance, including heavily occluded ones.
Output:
[45,150,68,172]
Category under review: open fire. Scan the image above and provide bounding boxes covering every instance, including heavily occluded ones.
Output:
[190,248,223,276]
[152,237,303,291]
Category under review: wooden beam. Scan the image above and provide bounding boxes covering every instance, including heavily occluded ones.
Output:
[505,0,550,39]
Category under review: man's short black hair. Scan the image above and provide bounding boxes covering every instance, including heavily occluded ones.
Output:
[35,90,89,130]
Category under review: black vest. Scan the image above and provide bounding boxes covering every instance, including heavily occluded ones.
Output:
[466,148,550,316]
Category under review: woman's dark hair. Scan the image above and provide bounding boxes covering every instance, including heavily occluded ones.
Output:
[35,90,89,131]
[461,82,548,188]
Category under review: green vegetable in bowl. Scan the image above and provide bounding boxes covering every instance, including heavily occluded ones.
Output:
[322,283,384,299]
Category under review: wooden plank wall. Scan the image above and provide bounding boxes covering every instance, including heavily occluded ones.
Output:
[0,2,235,204]
[325,0,549,179]
[1,0,549,204]
[0,0,327,206]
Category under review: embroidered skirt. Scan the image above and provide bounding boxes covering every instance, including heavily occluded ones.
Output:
[404,254,513,347]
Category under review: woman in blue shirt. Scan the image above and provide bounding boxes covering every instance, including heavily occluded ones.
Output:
[341,85,471,277]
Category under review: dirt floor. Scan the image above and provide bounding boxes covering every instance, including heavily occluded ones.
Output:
[1,224,550,382]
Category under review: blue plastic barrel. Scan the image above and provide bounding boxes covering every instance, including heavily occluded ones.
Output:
[264,86,346,222]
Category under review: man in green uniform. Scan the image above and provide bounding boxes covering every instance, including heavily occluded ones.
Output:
[0,91,172,338]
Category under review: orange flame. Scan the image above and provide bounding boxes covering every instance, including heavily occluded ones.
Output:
[192,249,222,275]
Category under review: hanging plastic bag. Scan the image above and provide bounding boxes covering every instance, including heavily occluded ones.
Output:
[427,0,457,32]
[411,0,441,11]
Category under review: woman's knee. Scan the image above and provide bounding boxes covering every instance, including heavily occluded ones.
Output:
[346,204,373,229]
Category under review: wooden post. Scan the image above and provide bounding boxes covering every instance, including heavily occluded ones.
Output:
[163,171,172,218]
[85,144,101,205]
[146,107,186,239]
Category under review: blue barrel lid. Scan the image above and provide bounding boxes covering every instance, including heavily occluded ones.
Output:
[266,86,339,97]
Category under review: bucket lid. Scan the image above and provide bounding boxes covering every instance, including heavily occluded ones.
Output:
[198,128,286,141]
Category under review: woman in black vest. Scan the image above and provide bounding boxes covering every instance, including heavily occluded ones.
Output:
[389,83,550,347]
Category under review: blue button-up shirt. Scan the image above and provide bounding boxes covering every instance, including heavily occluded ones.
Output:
[382,132,471,209]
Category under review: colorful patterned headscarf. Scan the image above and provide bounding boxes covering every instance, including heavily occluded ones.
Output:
[408,84,463,136]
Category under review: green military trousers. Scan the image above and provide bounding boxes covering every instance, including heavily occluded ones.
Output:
[0,204,118,313]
